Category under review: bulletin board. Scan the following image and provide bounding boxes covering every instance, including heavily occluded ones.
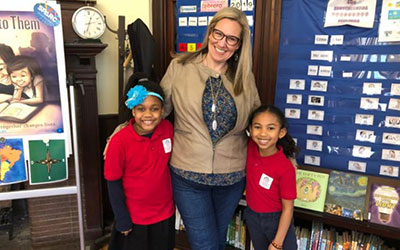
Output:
[176,0,256,52]
[274,0,400,179]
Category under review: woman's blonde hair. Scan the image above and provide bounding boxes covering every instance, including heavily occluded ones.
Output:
[177,7,252,96]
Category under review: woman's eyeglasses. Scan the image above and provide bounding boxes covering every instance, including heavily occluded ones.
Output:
[211,28,241,46]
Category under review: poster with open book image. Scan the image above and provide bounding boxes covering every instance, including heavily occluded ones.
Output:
[324,171,368,220]
[0,2,69,136]
[0,93,42,123]
[369,183,400,229]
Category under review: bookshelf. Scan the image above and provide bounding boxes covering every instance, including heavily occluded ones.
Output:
[174,165,400,249]
[294,208,400,241]
[295,165,400,248]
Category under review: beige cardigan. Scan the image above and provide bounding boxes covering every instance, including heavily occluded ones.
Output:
[161,55,261,174]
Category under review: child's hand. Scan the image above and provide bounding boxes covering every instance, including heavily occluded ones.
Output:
[268,243,279,250]
[121,228,132,236]
[269,241,283,250]
[3,96,13,103]
[9,99,21,104]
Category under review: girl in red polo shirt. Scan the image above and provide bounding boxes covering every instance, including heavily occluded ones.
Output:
[245,105,298,250]
[104,74,175,250]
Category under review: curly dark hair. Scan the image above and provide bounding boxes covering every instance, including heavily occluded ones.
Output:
[248,104,299,158]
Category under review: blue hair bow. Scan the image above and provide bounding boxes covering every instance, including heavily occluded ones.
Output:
[125,85,164,109]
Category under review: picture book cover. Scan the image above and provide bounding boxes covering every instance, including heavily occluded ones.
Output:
[324,171,368,220]
[0,1,69,136]
[0,137,27,185]
[295,169,329,212]
[369,184,400,228]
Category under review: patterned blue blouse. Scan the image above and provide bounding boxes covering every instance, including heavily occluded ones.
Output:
[171,76,245,186]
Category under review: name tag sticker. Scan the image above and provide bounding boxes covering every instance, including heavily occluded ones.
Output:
[259,173,273,190]
[162,138,172,153]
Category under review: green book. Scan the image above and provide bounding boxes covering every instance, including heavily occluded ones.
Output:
[295,169,330,212]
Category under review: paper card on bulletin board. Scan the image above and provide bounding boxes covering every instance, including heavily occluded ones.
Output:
[378,0,400,42]
[274,0,400,179]
[176,0,256,53]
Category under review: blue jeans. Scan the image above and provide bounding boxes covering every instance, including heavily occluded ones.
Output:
[244,207,297,250]
[171,171,245,250]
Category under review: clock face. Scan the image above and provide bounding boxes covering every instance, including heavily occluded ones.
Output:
[72,6,106,39]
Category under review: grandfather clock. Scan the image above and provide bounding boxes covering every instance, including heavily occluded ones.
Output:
[59,0,107,240]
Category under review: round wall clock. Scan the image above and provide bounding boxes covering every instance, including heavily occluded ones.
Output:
[72,6,106,39]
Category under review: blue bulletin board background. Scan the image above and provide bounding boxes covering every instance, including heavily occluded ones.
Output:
[275,0,400,179]
[176,0,255,52]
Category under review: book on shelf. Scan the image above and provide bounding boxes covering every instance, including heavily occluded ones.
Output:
[302,227,311,250]
[324,170,368,220]
[326,228,335,250]
[369,183,400,229]
[295,169,330,212]
[295,221,397,250]
[319,229,327,250]
[234,210,241,249]
[310,220,323,250]
[296,226,310,250]
[226,209,246,250]
[342,231,349,250]
[0,94,42,123]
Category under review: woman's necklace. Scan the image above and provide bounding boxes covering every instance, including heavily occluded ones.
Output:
[209,77,223,130]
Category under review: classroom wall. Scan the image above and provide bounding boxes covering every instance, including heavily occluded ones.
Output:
[95,0,152,115]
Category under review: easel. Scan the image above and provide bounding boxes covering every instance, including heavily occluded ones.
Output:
[0,83,86,249]
[0,1,86,249]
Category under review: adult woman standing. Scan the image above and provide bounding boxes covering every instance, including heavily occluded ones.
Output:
[162,7,260,249]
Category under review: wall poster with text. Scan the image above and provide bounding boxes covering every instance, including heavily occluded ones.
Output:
[0,0,70,187]
[0,1,69,137]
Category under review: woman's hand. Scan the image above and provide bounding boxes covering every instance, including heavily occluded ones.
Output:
[103,121,129,159]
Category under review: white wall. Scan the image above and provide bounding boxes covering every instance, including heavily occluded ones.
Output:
[95,0,152,115]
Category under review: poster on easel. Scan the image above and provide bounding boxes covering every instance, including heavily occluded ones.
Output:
[0,2,83,248]
[0,138,27,185]
[0,1,70,137]
[28,138,67,185]
[0,0,71,186]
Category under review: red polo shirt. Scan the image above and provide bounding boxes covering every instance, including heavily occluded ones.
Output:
[246,140,296,213]
[104,119,175,225]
